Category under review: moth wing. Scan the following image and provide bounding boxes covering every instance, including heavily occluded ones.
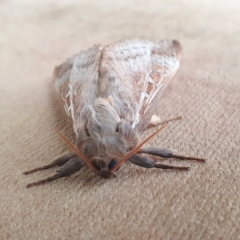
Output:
[53,45,102,139]
[99,39,182,132]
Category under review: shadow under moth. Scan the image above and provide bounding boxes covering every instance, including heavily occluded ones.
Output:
[24,39,205,187]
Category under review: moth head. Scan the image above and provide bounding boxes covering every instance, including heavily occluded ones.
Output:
[55,123,167,177]
[91,157,119,178]
[79,134,128,177]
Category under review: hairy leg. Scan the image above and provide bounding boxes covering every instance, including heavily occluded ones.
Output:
[129,154,189,171]
[25,156,85,188]
[138,147,205,162]
[23,152,78,175]
[148,116,182,128]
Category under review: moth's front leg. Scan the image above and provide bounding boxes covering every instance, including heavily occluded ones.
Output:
[148,116,182,128]
[129,154,189,171]
[138,147,205,162]
[24,153,86,188]
[25,156,85,188]
[23,152,78,175]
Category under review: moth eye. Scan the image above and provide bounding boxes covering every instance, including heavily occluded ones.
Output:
[92,161,101,171]
[108,159,117,170]
[95,165,101,171]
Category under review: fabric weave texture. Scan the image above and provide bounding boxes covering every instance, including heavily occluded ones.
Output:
[0,1,239,239]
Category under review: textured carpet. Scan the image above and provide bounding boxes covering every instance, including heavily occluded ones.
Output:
[1,1,240,239]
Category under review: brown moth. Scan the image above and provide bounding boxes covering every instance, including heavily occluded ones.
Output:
[24,39,205,187]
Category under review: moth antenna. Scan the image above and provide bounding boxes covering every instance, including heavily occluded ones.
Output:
[54,129,99,174]
[110,123,168,173]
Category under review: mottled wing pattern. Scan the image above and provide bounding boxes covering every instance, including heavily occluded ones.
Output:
[54,45,102,139]
[98,39,182,133]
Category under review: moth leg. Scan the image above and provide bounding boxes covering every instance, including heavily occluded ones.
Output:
[148,116,182,128]
[26,157,85,188]
[139,147,205,162]
[23,152,78,175]
[129,154,189,171]
[148,115,161,126]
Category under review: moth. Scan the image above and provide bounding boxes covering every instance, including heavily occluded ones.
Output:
[24,39,205,187]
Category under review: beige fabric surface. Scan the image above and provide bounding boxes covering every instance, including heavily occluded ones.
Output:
[1,1,240,239]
